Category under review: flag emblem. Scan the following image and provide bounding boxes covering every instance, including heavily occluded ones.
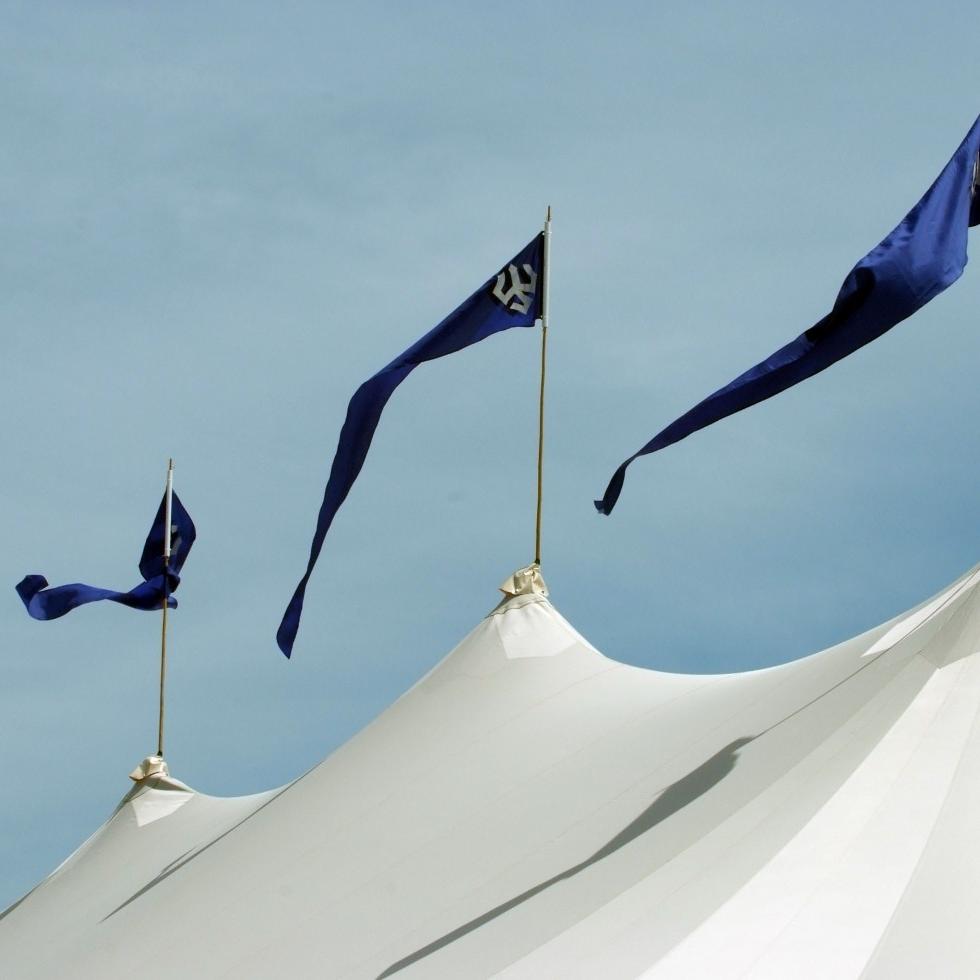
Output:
[492,262,538,314]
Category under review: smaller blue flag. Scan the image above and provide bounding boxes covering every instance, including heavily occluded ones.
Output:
[16,491,196,621]
[278,233,544,658]
[596,115,980,515]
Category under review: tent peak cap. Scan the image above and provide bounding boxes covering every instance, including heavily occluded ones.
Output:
[499,562,549,600]
[129,755,169,783]
[127,755,192,794]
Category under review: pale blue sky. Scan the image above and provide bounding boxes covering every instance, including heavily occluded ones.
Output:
[1,1,977,909]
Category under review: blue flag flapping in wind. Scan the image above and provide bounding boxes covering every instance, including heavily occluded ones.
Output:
[596,115,980,516]
[16,491,196,621]
[278,233,545,657]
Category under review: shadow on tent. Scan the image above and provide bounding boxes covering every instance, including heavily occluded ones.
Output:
[378,736,755,978]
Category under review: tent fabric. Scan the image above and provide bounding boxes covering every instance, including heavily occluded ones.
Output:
[2,562,980,978]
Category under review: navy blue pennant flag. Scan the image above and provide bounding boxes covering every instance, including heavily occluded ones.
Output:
[278,232,545,657]
[16,490,196,621]
[596,115,980,515]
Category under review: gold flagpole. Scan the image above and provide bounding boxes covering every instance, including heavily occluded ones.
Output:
[156,458,173,759]
[534,206,551,566]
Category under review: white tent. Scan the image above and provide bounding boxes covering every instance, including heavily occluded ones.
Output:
[2,562,980,979]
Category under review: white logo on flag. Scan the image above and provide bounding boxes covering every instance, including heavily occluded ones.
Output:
[492,263,538,314]
[972,152,979,199]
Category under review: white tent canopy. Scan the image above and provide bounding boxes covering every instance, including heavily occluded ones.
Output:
[2,562,980,979]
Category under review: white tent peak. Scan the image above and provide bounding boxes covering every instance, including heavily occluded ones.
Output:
[120,757,197,828]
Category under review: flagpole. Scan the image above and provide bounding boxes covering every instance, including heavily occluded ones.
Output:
[534,206,551,566]
[156,458,173,759]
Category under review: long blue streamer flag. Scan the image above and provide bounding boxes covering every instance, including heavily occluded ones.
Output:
[16,491,196,620]
[596,115,980,515]
[278,233,544,658]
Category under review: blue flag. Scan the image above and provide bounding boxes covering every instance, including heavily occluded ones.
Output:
[596,116,980,515]
[16,491,196,621]
[278,233,545,657]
